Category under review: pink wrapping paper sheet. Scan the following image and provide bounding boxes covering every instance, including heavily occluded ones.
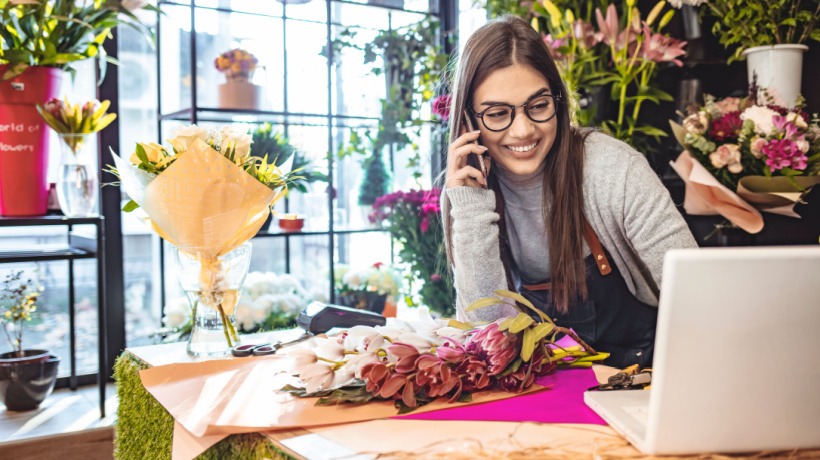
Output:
[669,151,764,233]
[397,368,606,425]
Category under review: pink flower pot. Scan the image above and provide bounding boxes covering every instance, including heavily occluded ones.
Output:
[0,66,64,216]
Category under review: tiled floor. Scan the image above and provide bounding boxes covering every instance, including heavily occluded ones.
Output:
[0,383,117,442]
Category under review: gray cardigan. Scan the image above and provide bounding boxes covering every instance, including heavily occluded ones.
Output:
[445,132,698,323]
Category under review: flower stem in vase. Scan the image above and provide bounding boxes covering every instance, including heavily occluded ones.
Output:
[218,303,239,348]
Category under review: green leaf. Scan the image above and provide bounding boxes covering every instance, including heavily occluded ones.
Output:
[531,322,555,343]
[520,327,536,362]
[121,200,139,212]
[135,143,149,164]
[494,290,551,323]
[464,296,508,312]
[507,312,535,334]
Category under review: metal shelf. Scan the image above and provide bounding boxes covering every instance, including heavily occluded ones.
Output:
[0,215,102,227]
[255,226,386,237]
[158,107,379,128]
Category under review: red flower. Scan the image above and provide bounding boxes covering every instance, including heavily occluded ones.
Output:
[466,320,519,375]
[708,111,742,142]
[389,342,420,374]
[360,362,390,394]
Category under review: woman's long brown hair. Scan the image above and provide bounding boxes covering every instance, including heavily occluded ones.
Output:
[441,15,591,313]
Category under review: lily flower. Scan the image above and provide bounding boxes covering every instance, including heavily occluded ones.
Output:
[641,23,687,66]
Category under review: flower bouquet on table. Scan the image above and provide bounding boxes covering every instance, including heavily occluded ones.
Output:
[369,188,456,317]
[335,263,402,316]
[108,125,302,356]
[669,86,820,234]
[280,291,608,414]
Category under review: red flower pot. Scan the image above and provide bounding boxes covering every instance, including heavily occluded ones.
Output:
[0,66,64,216]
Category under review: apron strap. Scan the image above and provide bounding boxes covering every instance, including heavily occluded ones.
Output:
[583,219,612,276]
[521,218,612,291]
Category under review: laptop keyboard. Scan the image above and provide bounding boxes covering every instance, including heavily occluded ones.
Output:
[622,405,649,426]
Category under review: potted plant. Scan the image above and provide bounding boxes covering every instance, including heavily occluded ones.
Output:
[334,262,402,315]
[214,48,263,110]
[0,0,157,217]
[701,0,820,106]
[251,122,327,194]
[0,270,59,411]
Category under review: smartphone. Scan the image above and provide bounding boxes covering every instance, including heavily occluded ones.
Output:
[462,111,488,188]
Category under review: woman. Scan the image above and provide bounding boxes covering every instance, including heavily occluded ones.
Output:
[442,16,697,368]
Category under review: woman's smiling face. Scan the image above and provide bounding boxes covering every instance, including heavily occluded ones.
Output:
[471,63,558,176]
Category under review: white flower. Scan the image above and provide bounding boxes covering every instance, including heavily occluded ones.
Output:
[282,346,317,373]
[343,352,380,378]
[219,127,252,163]
[741,106,779,136]
[298,362,335,394]
[162,297,191,329]
[434,326,470,345]
[342,272,362,289]
[667,0,707,7]
[168,125,209,152]
[797,139,810,153]
[396,331,435,352]
[313,337,346,361]
[272,293,307,315]
[786,112,808,129]
[234,300,259,331]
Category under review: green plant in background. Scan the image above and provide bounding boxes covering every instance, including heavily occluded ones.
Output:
[327,17,449,182]
[0,270,41,358]
[703,0,820,63]
[536,0,685,151]
[358,148,391,206]
[251,122,327,193]
[0,0,159,79]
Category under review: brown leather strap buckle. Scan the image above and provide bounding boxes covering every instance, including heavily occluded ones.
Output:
[583,219,612,276]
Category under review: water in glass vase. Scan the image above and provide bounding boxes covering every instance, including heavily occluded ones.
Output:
[57,164,97,217]
[185,289,242,357]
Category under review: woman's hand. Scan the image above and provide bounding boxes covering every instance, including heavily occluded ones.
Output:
[445,130,491,189]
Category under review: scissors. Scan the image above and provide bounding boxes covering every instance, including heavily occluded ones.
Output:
[230,332,313,357]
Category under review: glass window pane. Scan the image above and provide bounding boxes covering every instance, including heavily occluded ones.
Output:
[286,19,329,114]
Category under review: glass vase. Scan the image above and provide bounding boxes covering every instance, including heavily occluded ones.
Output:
[173,243,252,357]
[56,133,98,217]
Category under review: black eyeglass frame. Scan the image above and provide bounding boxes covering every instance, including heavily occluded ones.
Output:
[469,91,562,132]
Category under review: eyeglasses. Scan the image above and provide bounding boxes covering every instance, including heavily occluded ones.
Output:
[469,91,561,132]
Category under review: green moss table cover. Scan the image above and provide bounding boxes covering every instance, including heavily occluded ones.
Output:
[114,334,307,460]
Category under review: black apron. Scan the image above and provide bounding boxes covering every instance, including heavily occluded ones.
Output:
[514,221,658,368]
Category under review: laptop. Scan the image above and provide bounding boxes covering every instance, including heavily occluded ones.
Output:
[584,246,820,455]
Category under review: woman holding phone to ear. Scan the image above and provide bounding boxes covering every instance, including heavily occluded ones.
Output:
[441,16,697,368]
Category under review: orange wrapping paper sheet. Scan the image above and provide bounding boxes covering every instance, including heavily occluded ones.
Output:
[139,355,546,460]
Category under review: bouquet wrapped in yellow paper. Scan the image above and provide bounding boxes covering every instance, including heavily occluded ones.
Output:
[109,125,301,356]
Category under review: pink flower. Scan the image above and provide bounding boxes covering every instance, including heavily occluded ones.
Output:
[543,35,565,60]
[419,216,430,233]
[571,20,600,50]
[762,139,804,171]
[640,23,687,66]
[715,97,741,114]
[466,320,519,375]
[43,98,65,120]
[430,274,442,282]
[360,361,390,394]
[596,5,620,47]
[709,144,742,173]
[432,95,451,121]
[749,137,767,158]
[389,342,420,374]
[456,355,491,391]
[435,341,466,363]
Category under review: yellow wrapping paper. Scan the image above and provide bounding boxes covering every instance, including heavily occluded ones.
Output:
[112,138,284,315]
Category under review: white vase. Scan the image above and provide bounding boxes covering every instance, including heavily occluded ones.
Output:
[742,44,808,108]
[218,79,263,110]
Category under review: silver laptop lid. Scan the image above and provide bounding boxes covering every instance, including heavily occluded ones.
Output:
[648,246,820,454]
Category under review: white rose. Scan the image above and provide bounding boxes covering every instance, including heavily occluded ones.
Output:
[168,125,209,152]
[234,300,258,331]
[220,129,252,163]
[740,106,779,136]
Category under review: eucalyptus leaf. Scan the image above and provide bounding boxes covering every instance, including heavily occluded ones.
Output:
[507,312,535,334]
